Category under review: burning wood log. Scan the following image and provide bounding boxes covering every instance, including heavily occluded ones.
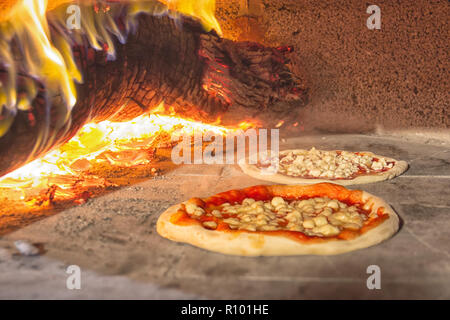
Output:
[0,1,307,178]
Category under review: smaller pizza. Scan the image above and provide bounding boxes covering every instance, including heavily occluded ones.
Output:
[239,147,408,185]
[157,183,399,256]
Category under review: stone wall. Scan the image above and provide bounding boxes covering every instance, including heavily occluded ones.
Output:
[217,0,449,132]
[1,0,448,132]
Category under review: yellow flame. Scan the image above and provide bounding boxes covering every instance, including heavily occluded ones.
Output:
[8,0,77,109]
[0,102,244,189]
[161,0,222,35]
[0,0,231,197]
[1,0,221,121]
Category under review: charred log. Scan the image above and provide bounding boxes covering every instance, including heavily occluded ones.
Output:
[0,8,307,177]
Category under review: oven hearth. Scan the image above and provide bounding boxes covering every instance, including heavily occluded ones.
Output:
[0,0,448,300]
[1,133,449,299]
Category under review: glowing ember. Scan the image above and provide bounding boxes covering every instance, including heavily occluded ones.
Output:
[0,0,256,207]
[0,103,256,193]
[275,120,285,128]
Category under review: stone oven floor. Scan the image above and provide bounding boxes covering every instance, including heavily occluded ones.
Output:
[0,133,449,299]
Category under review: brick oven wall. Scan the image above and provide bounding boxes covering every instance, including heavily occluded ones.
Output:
[1,0,447,132]
[217,0,449,132]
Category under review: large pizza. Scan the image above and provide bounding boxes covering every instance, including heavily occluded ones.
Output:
[157,183,399,256]
[238,148,408,185]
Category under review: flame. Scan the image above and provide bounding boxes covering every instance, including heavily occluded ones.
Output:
[160,0,222,35]
[0,0,240,205]
[0,102,256,193]
[7,0,77,109]
[0,0,222,138]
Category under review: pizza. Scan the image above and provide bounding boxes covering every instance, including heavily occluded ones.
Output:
[156,183,399,256]
[238,147,408,185]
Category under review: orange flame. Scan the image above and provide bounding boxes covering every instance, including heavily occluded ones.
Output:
[0,0,222,134]
[0,0,250,205]
[160,0,222,35]
[8,0,78,107]
[0,102,258,193]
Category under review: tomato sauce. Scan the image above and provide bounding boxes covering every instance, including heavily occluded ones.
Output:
[171,184,390,243]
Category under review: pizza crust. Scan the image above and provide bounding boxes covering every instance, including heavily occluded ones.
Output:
[238,150,408,186]
[156,188,399,256]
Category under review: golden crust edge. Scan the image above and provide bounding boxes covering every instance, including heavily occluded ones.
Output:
[156,190,400,256]
[238,150,408,186]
